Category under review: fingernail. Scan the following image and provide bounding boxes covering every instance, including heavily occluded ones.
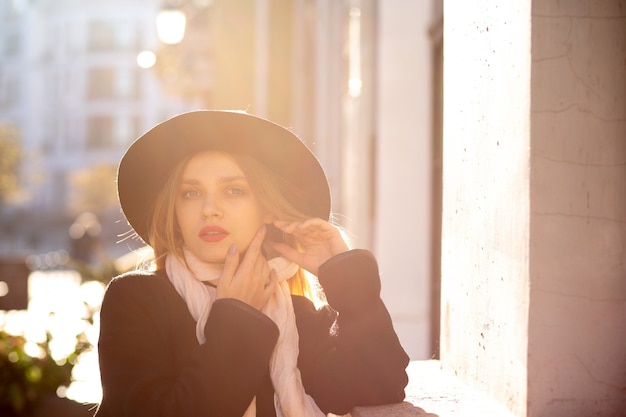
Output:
[228,243,237,255]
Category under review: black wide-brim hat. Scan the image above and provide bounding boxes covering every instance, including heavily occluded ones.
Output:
[117,110,331,244]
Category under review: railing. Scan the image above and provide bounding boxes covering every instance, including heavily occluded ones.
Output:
[351,360,516,417]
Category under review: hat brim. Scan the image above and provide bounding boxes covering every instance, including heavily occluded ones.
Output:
[117,110,331,244]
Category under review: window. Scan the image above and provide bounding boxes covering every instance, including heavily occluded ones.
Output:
[1,0,24,21]
[0,70,20,108]
[87,68,139,100]
[88,20,139,51]
[88,21,114,51]
[87,68,114,99]
[112,116,138,146]
[116,68,139,99]
[5,32,20,56]
[86,116,113,149]
[87,116,139,149]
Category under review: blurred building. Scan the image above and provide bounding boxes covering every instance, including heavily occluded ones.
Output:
[1,0,442,359]
[0,0,195,256]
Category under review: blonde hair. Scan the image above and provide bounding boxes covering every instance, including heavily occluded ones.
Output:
[147,157,187,269]
[147,151,327,307]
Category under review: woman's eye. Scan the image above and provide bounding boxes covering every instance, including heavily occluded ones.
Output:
[182,189,200,198]
[227,187,245,196]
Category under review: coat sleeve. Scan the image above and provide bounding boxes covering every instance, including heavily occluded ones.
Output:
[296,249,410,415]
[96,273,279,417]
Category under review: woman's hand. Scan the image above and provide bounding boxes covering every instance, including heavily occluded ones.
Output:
[271,218,349,276]
[215,226,278,311]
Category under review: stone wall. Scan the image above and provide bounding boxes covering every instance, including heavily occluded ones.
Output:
[440,1,532,415]
[528,1,626,415]
[441,1,626,416]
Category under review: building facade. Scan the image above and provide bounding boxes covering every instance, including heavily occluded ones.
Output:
[0,0,196,256]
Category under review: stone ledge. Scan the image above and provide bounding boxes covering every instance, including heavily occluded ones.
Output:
[351,360,517,417]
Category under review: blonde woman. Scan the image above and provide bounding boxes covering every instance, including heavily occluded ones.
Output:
[96,111,409,417]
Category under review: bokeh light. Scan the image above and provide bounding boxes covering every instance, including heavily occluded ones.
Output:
[137,50,157,69]
[0,270,106,404]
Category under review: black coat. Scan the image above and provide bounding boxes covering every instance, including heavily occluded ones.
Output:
[95,249,409,417]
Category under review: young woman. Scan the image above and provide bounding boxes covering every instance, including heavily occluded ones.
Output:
[96,110,409,417]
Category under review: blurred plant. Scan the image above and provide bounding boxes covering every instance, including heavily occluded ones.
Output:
[67,164,118,217]
[0,124,22,205]
[0,330,90,416]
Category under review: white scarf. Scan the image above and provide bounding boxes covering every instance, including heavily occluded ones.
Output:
[165,249,325,417]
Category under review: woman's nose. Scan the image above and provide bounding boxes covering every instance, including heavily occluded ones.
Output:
[202,195,223,218]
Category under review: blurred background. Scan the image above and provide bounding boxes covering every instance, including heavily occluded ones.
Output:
[0,0,442,415]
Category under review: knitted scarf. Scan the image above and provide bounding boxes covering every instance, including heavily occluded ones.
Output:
[165,248,325,417]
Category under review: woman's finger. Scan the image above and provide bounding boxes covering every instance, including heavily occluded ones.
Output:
[219,243,239,285]
[275,218,334,238]
[295,218,326,229]
[216,244,239,298]
[254,253,270,286]
[265,269,279,294]
[238,225,267,269]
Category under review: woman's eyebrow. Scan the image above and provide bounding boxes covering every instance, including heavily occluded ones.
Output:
[218,175,248,183]
[179,178,201,186]
[179,176,248,185]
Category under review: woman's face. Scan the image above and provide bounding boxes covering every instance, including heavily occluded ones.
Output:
[174,151,270,264]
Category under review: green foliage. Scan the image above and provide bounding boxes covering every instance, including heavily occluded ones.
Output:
[68,164,118,217]
[0,124,22,203]
[0,331,90,417]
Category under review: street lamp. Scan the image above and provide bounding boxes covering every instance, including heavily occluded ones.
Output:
[156,9,187,45]
[147,0,215,106]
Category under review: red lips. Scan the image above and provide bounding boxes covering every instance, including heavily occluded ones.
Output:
[199,226,229,242]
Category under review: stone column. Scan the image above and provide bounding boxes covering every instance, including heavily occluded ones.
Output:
[527,1,626,415]
[441,1,626,416]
